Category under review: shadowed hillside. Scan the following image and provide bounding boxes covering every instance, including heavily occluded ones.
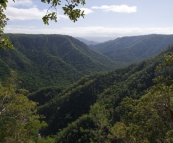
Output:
[28,44,173,136]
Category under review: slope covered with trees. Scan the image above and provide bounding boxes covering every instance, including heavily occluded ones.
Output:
[0,34,117,90]
[28,43,173,142]
[90,34,173,65]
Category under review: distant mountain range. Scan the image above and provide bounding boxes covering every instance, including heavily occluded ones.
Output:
[0,34,117,90]
[75,37,99,45]
[1,34,173,90]
[79,37,116,43]
[90,34,173,65]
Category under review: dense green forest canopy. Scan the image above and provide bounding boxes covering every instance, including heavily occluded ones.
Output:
[1,36,173,142]
[0,34,118,90]
[2,34,173,90]
[90,34,173,65]
[1,33,173,142]
[27,44,173,142]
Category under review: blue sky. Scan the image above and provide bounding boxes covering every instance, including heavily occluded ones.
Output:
[4,0,173,42]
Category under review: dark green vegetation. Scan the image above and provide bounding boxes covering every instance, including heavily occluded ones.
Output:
[0,34,117,90]
[90,34,173,65]
[1,33,173,142]
[28,41,173,142]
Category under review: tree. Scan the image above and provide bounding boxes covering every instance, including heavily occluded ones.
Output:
[0,3,13,49]
[112,54,173,143]
[89,103,111,143]
[0,82,47,142]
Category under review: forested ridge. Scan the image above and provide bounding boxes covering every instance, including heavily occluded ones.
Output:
[0,34,117,90]
[1,33,173,142]
[90,34,173,65]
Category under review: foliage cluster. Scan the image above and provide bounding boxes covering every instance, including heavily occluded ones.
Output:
[112,54,173,142]
[41,0,86,24]
[0,81,49,143]
[0,1,13,49]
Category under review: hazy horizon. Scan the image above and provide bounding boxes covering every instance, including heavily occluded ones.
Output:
[4,0,173,38]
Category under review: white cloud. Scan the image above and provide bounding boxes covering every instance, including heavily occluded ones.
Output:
[5,7,47,20]
[5,0,67,21]
[5,26,173,37]
[80,8,93,15]
[7,0,33,7]
[92,5,137,13]
[5,7,67,21]
[5,1,92,21]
